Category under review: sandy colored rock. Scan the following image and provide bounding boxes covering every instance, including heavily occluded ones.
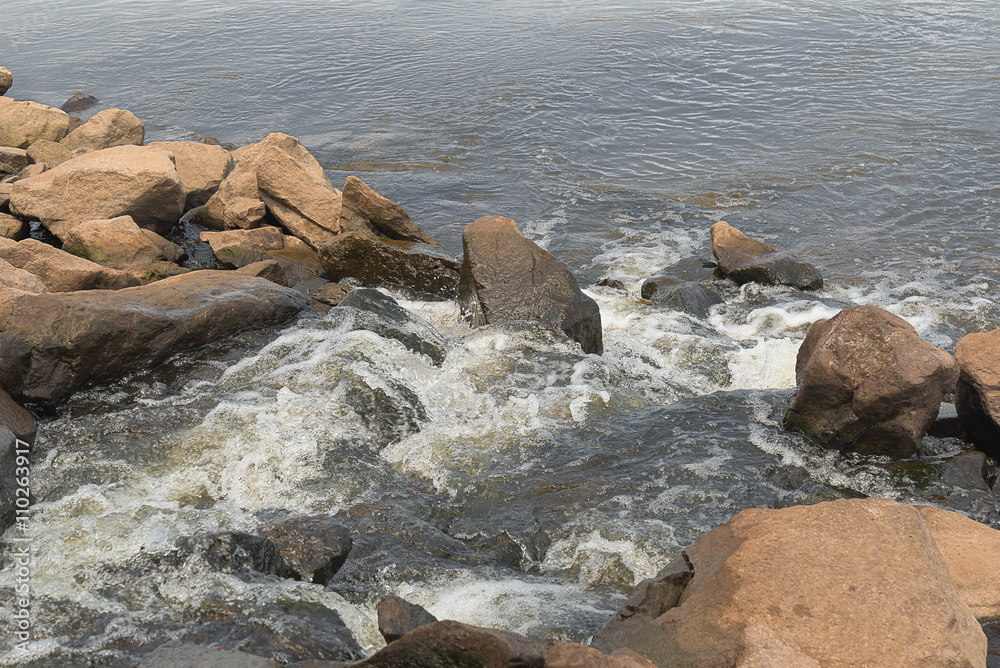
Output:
[0,67,11,96]
[0,257,47,293]
[0,147,30,172]
[25,139,72,168]
[0,212,28,240]
[458,215,603,355]
[736,625,821,668]
[200,226,285,268]
[355,620,543,668]
[18,163,46,180]
[0,97,70,149]
[257,147,342,248]
[339,175,436,244]
[0,237,138,292]
[784,305,958,458]
[146,140,234,210]
[0,270,309,405]
[60,108,145,151]
[141,229,186,263]
[310,282,351,307]
[710,221,823,290]
[237,259,287,286]
[9,145,185,235]
[954,329,1000,459]
[60,215,185,283]
[544,642,657,668]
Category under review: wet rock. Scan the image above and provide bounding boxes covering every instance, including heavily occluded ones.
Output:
[310,282,351,307]
[0,257,47,292]
[594,498,985,668]
[0,97,71,148]
[784,305,958,458]
[710,221,823,290]
[60,108,145,151]
[0,146,30,172]
[0,387,37,444]
[339,175,437,244]
[238,259,287,286]
[60,215,182,282]
[257,147,343,248]
[954,329,1000,460]
[25,138,72,168]
[928,401,962,438]
[0,237,140,291]
[0,212,28,240]
[319,231,460,300]
[9,145,186,235]
[597,278,627,291]
[0,426,28,535]
[0,67,11,96]
[259,515,352,585]
[0,270,310,406]
[458,215,603,355]
[332,288,448,365]
[640,277,723,317]
[200,226,286,268]
[140,642,279,667]
[355,620,543,668]
[176,531,285,576]
[735,625,821,668]
[377,596,438,644]
[543,642,657,668]
[59,92,99,114]
[147,141,235,210]
[341,373,428,444]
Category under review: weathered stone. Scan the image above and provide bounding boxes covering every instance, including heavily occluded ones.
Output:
[0,257,47,293]
[0,147,30,172]
[784,305,958,458]
[310,282,351,307]
[593,498,985,668]
[26,138,72,168]
[377,596,438,644]
[333,288,449,365]
[259,515,352,586]
[200,226,285,269]
[0,387,36,443]
[641,277,723,317]
[0,270,309,406]
[146,141,234,210]
[710,221,823,290]
[268,236,326,289]
[543,642,657,668]
[257,147,342,248]
[458,215,603,355]
[736,625,822,668]
[0,182,11,211]
[319,231,460,300]
[0,212,28,240]
[0,67,11,96]
[0,97,71,148]
[339,175,436,244]
[139,641,280,668]
[176,531,285,576]
[60,92,99,114]
[9,145,185,235]
[0,237,139,292]
[238,259,287,286]
[954,329,1000,460]
[355,620,543,668]
[17,163,47,180]
[62,215,171,267]
[60,108,145,151]
[141,229,186,264]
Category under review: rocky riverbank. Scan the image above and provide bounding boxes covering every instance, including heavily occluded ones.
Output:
[3,67,1000,667]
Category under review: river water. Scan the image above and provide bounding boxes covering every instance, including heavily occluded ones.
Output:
[2,0,1000,664]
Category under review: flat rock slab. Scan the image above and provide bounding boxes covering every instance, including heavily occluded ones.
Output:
[710,221,823,290]
[0,97,70,149]
[0,270,310,406]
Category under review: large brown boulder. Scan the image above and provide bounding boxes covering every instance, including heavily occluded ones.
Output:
[8,145,185,235]
[594,498,986,668]
[0,237,139,291]
[543,642,657,668]
[25,139,72,169]
[0,147,30,172]
[953,329,1000,459]
[257,147,343,249]
[146,140,234,210]
[0,97,71,149]
[59,108,145,151]
[0,257,47,293]
[784,305,958,458]
[319,231,460,299]
[355,620,543,668]
[60,215,186,283]
[458,215,603,355]
[0,271,309,406]
[200,226,286,268]
[340,175,437,244]
[710,221,823,290]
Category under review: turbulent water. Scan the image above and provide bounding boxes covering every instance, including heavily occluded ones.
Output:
[2,0,1000,664]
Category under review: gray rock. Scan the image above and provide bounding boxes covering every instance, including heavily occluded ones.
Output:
[331,288,448,365]
[259,515,352,585]
[60,92,99,114]
[641,277,723,317]
[139,641,279,667]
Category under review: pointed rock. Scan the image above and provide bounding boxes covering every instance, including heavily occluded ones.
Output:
[710,221,822,290]
[340,175,437,244]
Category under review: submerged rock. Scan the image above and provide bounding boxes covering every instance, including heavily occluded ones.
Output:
[356,620,543,668]
[640,276,723,317]
[458,215,603,355]
[139,641,279,668]
[60,92,99,114]
[784,305,958,458]
[146,140,235,210]
[339,175,438,244]
[0,97,71,149]
[176,531,285,576]
[0,237,140,291]
[259,515,352,586]
[954,329,1000,460]
[710,221,823,290]
[377,596,438,644]
[60,108,144,151]
[331,288,449,365]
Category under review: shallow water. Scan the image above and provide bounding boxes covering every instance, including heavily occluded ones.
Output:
[2,0,1000,664]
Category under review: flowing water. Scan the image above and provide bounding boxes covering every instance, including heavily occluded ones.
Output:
[2,0,1000,664]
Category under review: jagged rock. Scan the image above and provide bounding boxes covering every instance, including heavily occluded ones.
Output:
[147,141,235,210]
[641,277,723,317]
[0,257,47,292]
[784,305,958,458]
[736,625,821,668]
[0,270,310,405]
[355,620,543,668]
[139,641,280,668]
[238,259,287,286]
[257,147,342,248]
[25,138,72,168]
[543,642,657,668]
[377,596,438,644]
[9,145,185,235]
[339,175,437,244]
[0,67,11,96]
[458,215,603,355]
[200,226,285,268]
[710,221,823,290]
[0,97,71,148]
[60,92,99,114]
[176,531,285,576]
[332,288,448,365]
[0,212,28,240]
[60,108,145,151]
[318,231,460,300]
[954,329,1000,460]
[310,282,351,307]
[259,515,352,586]
[0,237,139,291]
[0,147,30,172]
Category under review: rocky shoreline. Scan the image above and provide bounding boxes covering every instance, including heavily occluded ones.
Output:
[3,67,1000,667]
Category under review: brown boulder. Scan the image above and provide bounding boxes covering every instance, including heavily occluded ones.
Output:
[0,67,11,96]
[458,215,603,355]
[954,329,1000,459]
[0,97,71,149]
[0,257,47,293]
[594,498,985,668]
[200,226,285,268]
[237,259,287,286]
[784,305,958,458]
[355,620,543,668]
[310,282,351,307]
[0,237,139,292]
[258,515,352,585]
[710,221,823,290]
[25,139,72,168]
[543,642,657,668]
[340,175,437,244]
[9,145,185,235]
[257,147,343,248]
[0,182,11,212]
[0,147,30,172]
[60,215,185,283]
[146,140,234,210]
[0,212,28,240]
[735,626,821,668]
[59,108,145,151]
[0,270,310,406]
[377,596,438,644]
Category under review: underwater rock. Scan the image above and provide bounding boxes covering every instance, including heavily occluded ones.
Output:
[331,288,448,365]
[60,108,145,151]
[176,531,285,576]
[339,175,438,245]
[259,515,352,586]
[139,641,280,667]
[146,140,235,210]
[355,620,543,668]
[640,276,723,317]
[0,96,70,149]
[784,305,958,458]
[710,221,823,290]
[377,596,438,644]
[60,92,99,114]
[0,237,139,291]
